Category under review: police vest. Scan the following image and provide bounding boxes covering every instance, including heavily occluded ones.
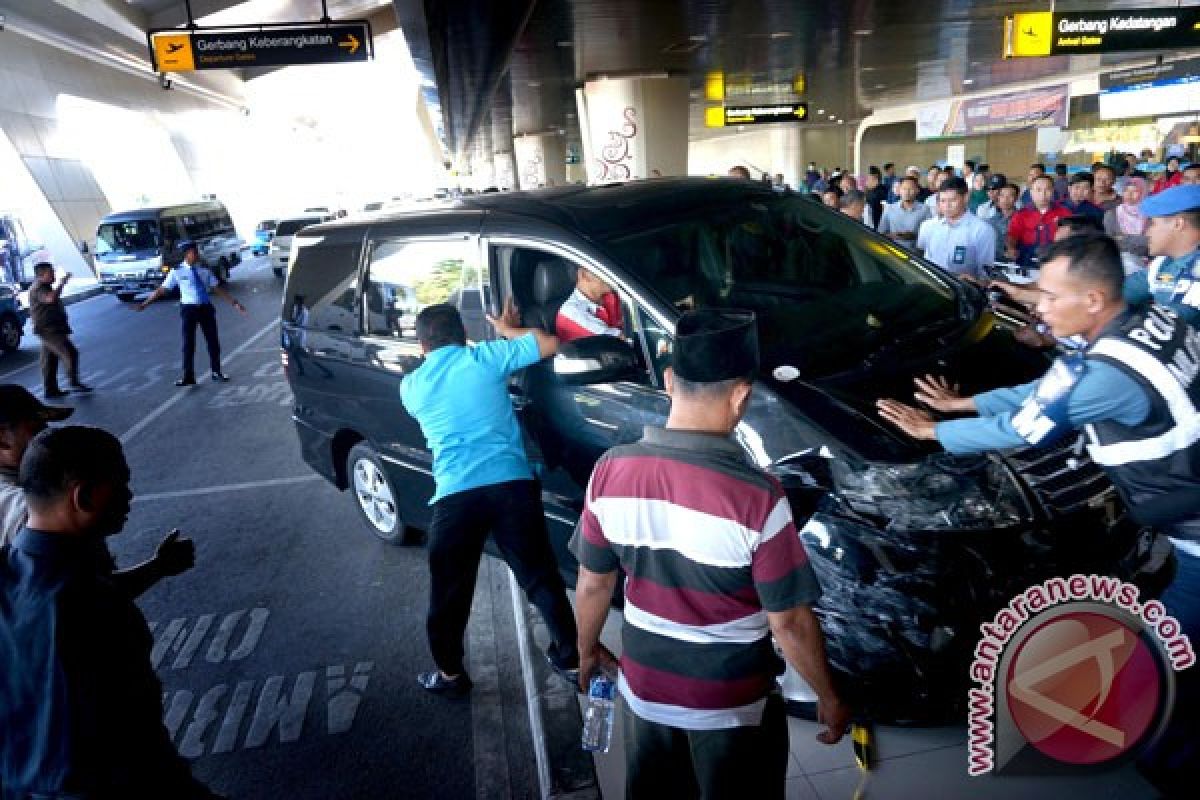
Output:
[1085,305,1200,536]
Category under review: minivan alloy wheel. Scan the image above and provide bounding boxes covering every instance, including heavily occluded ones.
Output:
[353,456,397,533]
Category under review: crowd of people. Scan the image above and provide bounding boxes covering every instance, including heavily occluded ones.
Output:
[746,156,1200,284]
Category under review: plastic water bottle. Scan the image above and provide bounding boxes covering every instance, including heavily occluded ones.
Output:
[581,673,616,753]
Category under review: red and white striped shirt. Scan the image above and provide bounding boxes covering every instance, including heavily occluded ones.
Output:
[572,427,821,730]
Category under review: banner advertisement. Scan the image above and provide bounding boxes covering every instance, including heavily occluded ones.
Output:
[916,85,1069,141]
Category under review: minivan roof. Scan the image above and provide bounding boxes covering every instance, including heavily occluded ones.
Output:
[296,178,786,239]
[100,201,226,224]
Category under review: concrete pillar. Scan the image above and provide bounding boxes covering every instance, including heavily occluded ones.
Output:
[513,133,566,189]
[580,75,688,183]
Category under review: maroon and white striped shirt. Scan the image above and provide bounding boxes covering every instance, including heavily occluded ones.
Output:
[573,426,821,729]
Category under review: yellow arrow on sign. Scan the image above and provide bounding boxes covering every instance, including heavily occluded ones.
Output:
[339,33,360,55]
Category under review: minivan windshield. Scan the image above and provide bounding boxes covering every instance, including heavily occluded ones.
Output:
[276,217,322,237]
[96,219,160,257]
[597,195,962,378]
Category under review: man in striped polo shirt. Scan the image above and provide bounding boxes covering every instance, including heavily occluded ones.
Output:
[572,310,850,799]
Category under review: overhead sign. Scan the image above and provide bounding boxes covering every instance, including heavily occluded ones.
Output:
[1100,56,1200,91]
[717,103,808,126]
[916,84,1068,140]
[150,22,372,73]
[1098,57,1200,120]
[1005,9,1200,57]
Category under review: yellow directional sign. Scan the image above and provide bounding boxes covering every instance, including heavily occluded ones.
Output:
[1006,7,1200,57]
[152,32,195,72]
[1010,11,1053,56]
[722,103,808,125]
[149,22,372,72]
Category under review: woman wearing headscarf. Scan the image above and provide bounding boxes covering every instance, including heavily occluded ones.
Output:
[967,173,989,213]
[1103,176,1149,260]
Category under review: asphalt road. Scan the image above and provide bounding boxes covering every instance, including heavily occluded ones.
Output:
[1,256,540,799]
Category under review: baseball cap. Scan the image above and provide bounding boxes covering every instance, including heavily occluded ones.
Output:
[29,249,54,267]
[177,239,198,253]
[0,385,74,425]
[905,165,921,176]
[987,174,1007,190]
[1140,184,1200,217]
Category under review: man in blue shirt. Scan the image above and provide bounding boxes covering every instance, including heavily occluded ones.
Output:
[878,234,1199,797]
[137,240,246,386]
[1060,173,1105,224]
[401,300,579,693]
[0,426,220,799]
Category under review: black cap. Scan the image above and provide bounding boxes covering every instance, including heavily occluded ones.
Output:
[178,239,198,253]
[987,174,1007,190]
[672,310,759,383]
[0,385,74,426]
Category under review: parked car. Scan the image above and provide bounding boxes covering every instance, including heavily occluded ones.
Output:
[280,179,1171,721]
[0,212,42,287]
[0,283,27,353]
[251,219,278,256]
[95,201,244,300]
[270,215,330,278]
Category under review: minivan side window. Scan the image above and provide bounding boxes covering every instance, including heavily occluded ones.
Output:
[288,240,361,334]
[364,239,476,339]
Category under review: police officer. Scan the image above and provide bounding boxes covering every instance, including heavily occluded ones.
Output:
[994,184,1200,326]
[136,240,246,385]
[877,233,1197,796]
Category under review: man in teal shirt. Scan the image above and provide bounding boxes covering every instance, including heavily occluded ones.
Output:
[401,301,579,693]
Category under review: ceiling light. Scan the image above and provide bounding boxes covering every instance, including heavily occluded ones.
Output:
[817,108,825,114]
[873,83,885,89]
[962,78,974,85]
[853,29,873,36]
[837,118,845,124]
[688,34,707,42]
[769,31,792,39]
[528,81,541,88]
[556,40,572,47]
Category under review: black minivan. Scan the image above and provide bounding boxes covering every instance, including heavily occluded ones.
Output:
[281,178,1170,719]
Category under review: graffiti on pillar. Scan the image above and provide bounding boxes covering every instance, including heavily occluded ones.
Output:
[520,151,544,189]
[595,107,638,182]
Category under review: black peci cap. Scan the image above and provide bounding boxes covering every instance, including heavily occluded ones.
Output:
[672,310,759,383]
[0,385,74,425]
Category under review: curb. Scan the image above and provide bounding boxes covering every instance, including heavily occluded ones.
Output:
[509,571,601,799]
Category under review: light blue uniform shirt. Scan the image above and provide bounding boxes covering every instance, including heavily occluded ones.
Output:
[161,263,217,305]
[935,360,1151,453]
[1123,248,1200,326]
[401,333,541,504]
[916,212,996,280]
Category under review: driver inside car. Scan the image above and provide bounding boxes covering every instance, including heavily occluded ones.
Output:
[555,267,624,342]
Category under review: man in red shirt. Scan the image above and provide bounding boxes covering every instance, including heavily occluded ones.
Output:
[1006,175,1070,267]
[555,268,624,342]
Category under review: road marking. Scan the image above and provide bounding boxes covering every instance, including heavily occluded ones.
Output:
[469,558,513,800]
[150,607,270,668]
[510,569,553,798]
[134,475,322,503]
[119,317,278,445]
[0,361,37,381]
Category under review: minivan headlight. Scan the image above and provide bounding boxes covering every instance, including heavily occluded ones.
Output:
[830,454,1030,531]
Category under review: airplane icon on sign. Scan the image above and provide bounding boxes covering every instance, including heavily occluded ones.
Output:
[1023,27,1037,37]
[166,42,185,54]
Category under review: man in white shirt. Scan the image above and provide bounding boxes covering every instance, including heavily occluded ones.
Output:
[136,240,247,386]
[916,177,996,280]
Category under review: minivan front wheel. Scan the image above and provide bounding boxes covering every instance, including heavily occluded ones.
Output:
[348,443,410,545]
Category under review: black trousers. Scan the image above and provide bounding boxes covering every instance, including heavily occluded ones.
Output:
[622,692,790,800]
[180,304,221,378]
[426,479,578,676]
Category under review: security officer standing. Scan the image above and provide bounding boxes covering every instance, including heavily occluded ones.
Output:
[877,233,1197,796]
[136,240,246,385]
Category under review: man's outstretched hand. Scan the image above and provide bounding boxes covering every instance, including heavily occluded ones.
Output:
[154,529,196,576]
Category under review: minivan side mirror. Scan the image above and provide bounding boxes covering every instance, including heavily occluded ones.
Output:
[553,335,639,385]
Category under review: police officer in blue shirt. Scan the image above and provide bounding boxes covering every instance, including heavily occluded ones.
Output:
[1127,183,1200,327]
[136,240,246,385]
[877,233,1198,796]
[401,299,580,694]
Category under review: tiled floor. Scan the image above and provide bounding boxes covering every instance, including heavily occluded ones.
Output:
[582,606,1160,800]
